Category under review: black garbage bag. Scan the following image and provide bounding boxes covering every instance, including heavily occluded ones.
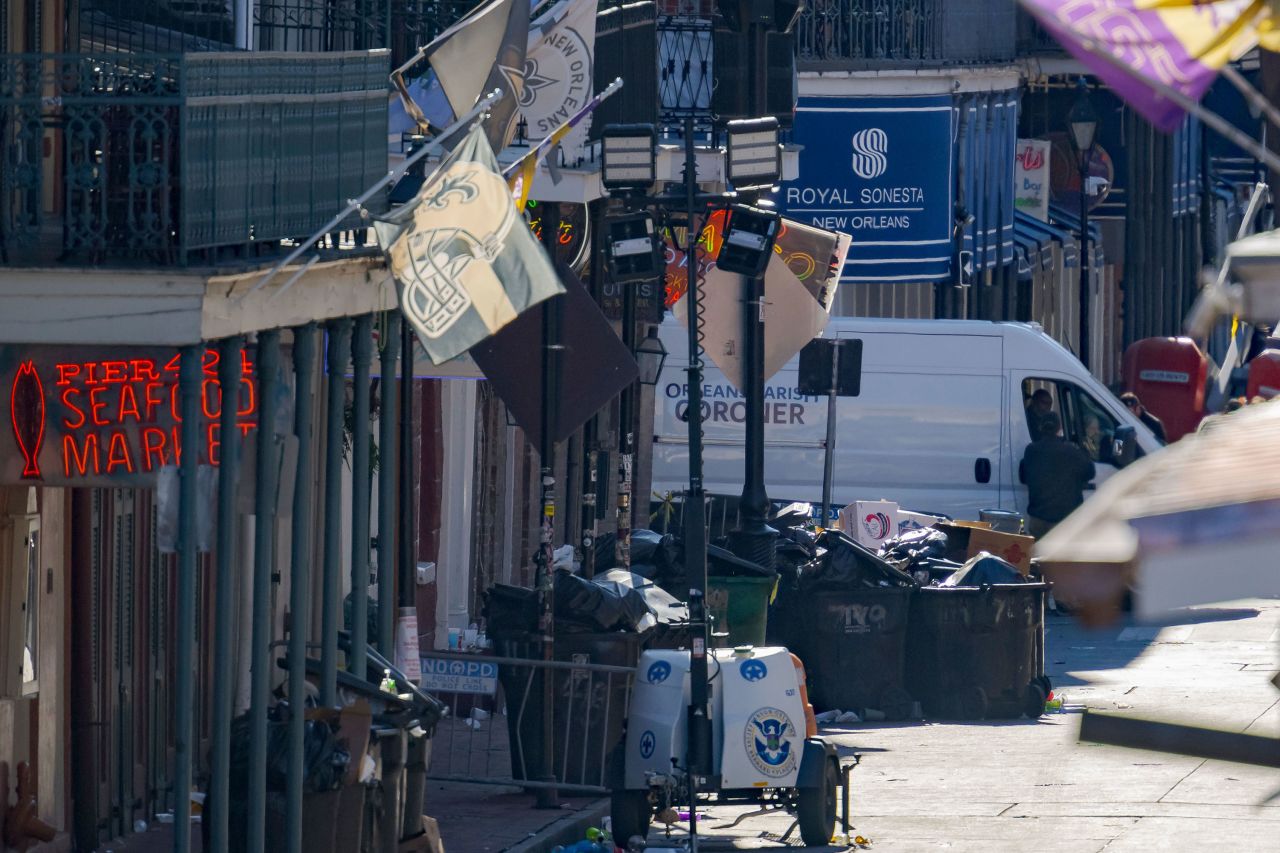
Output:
[593,529,679,578]
[777,524,821,557]
[555,569,655,633]
[803,530,916,589]
[941,552,1027,587]
[879,527,949,566]
[596,569,689,628]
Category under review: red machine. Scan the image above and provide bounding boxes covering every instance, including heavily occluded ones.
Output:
[1246,347,1280,400]
[1121,338,1209,442]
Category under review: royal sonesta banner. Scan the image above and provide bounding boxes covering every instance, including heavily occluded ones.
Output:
[780,95,954,284]
[1,345,258,486]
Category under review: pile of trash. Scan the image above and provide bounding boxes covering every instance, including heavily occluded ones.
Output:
[484,531,703,641]
[877,526,1027,587]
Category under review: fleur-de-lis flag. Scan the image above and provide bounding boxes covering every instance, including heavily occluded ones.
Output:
[374,125,564,364]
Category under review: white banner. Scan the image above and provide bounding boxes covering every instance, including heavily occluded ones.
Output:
[1015,139,1051,222]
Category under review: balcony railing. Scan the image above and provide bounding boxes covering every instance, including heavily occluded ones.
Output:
[796,0,1016,70]
[1,50,388,266]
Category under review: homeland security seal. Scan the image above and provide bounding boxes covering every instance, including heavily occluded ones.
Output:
[744,707,797,778]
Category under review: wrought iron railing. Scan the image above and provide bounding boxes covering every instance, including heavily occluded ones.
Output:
[1015,9,1064,56]
[796,0,1016,69]
[0,50,388,266]
[78,0,481,67]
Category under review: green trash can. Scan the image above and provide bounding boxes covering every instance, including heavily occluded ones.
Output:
[707,575,777,647]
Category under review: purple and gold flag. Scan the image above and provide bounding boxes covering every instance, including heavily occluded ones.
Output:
[1020,0,1280,131]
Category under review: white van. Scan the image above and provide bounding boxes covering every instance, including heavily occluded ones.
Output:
[651,317,1162,521]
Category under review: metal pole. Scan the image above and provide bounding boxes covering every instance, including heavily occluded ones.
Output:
[350,315,374,680]
[616,258,637,571]
[248,329,282,853]
[398,314,416,612]
[209,335,243,853]
[286,323,319,853]
[322,319,353,706]
[729,19,776,572]
[820,341,839,528]
[681,115,712,832]
[1079,153,1091,371]
[173,344,201,853]
[378,312,400,655]
[535,201,562,807]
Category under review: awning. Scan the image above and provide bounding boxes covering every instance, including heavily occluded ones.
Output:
[1012,214,1051,273]
[959,91,1018,272]
[1048,203,1103,246]
[1016,211,1078,268]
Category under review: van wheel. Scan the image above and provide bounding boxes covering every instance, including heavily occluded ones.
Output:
[797,760,838,847]
[610,788,651,846]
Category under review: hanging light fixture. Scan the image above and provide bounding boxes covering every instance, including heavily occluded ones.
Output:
[634,326,668,386]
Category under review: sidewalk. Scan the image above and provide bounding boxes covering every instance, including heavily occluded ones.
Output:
[427,782,606,853]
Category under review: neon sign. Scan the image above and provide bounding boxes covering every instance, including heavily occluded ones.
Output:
[3,346,258,485]
[663,212,827,308]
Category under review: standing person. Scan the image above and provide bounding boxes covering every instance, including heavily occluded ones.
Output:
[1120,392,1166,443]
[1019,412,1096,539]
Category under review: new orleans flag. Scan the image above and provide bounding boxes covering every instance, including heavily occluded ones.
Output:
[1020,0,1280,131]
[374,125,564,364]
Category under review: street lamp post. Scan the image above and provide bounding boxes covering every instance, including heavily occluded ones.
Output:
[1069,79,1100,372]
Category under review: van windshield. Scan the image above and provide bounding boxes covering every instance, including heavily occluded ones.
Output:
[1021,378,1123,463]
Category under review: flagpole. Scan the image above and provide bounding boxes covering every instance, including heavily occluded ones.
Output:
[243,87,504,298]
[501,77,624,180]
[1047,35,1280,173]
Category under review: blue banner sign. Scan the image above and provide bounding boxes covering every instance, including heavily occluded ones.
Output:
[781,95,955,283]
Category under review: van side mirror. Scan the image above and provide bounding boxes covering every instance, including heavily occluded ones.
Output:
[1111,425,1137,468]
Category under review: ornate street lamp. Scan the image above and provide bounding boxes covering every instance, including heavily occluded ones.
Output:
[1069,78,1100,371]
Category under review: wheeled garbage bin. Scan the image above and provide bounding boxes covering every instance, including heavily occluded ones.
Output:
[905,583,1050,720]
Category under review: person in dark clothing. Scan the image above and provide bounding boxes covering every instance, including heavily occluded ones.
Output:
[1019,412,1096,538]
[1120,392,1166,443]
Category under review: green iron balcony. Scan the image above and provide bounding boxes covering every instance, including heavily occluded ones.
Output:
[1,50,389,267]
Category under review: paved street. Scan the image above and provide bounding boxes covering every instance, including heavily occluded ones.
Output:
[638,599,1280,852]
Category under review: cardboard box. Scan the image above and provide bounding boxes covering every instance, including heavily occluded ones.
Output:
[965,527,1035,575]
[840,500,900,550]
[935,521,1034,575]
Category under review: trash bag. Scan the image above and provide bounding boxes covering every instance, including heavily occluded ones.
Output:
[555,569,654,633]
[595,569,689,629]
[593,530,679,577]
[940,552,1027,587]
[879,526,949,566]
[777,524,821,558]
[802,530,916,590]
